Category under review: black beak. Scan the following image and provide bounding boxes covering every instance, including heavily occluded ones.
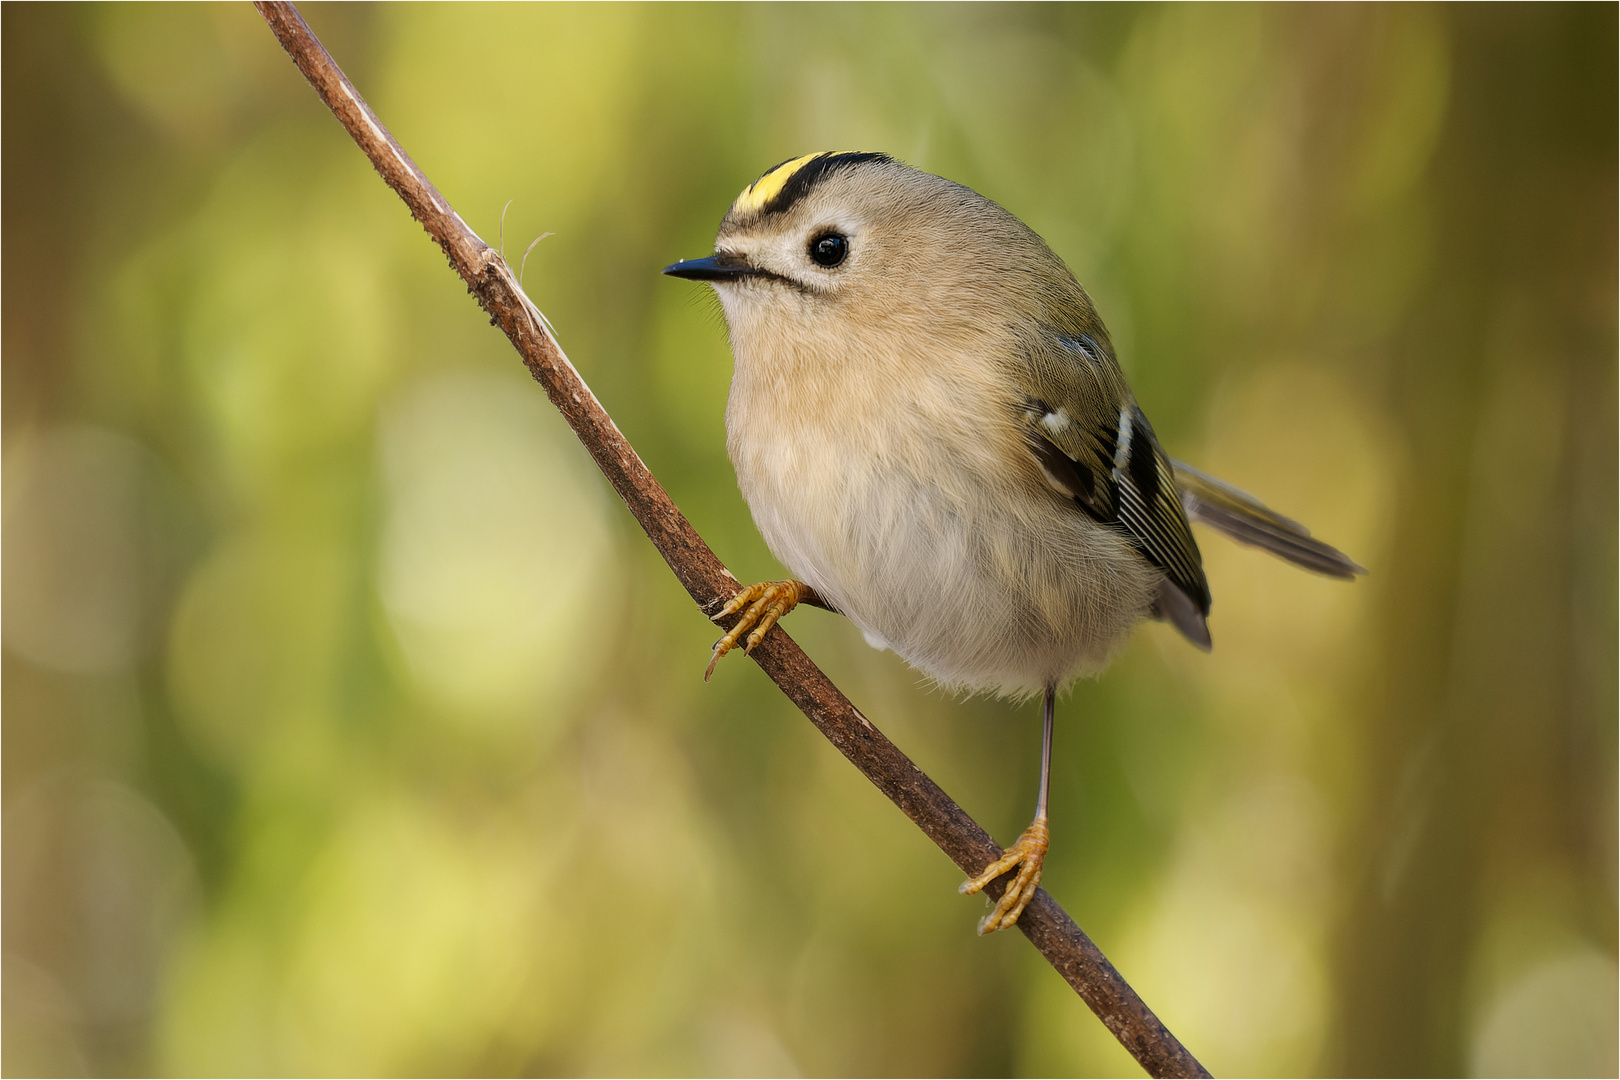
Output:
[661,253,759,281]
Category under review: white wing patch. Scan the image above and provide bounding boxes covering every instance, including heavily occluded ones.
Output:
[1113,405,1134,471]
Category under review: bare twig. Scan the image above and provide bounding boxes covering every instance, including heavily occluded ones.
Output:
[252,4,1210,1077]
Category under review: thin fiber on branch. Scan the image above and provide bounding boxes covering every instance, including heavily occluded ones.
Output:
[252,4,1210,1077]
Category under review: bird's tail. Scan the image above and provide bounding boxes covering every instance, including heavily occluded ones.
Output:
[1171,460,1366,579]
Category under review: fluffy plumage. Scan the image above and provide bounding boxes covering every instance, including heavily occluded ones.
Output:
[665,152,1363,935]
[700,153,1224,695]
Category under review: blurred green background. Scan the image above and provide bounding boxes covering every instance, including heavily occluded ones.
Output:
[3,3,1614,1076]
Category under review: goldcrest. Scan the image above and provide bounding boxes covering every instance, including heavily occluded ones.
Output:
[664,152,1362,934]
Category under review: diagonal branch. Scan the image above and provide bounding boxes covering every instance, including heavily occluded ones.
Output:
[252,4,1210,1077]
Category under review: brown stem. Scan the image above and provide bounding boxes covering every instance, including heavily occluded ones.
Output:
[252,4,1211,1077]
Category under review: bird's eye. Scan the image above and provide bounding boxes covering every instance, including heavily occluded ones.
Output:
[809,232,849,268]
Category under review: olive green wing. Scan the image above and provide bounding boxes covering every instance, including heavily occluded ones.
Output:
[1015,323,1364,648]
[1019,331,1213,648]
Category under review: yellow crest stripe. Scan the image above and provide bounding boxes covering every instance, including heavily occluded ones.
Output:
[732,151,869,215]
[732,153,826,214]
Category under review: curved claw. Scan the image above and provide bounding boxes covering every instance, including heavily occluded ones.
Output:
[959,817,1049,934]
[704,580,810,681]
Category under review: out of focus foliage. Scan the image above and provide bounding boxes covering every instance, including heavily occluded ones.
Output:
[4,4,1614,1076]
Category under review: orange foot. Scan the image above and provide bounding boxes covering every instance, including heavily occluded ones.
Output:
[705,580,811,681]
[959,817,1049,934]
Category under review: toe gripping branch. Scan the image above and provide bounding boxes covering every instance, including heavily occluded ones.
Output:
[959,816,1050,935]
[705,580,820,681]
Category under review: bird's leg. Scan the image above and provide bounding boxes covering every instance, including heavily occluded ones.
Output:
[960,683,1055,934]
[705,579,814,681]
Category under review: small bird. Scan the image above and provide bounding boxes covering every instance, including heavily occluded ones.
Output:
[664,152,1363,934]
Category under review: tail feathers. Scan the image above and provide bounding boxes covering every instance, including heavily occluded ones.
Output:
[1171,459,1367,580]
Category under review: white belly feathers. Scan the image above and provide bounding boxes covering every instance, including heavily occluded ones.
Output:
[722,330,1157,698]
